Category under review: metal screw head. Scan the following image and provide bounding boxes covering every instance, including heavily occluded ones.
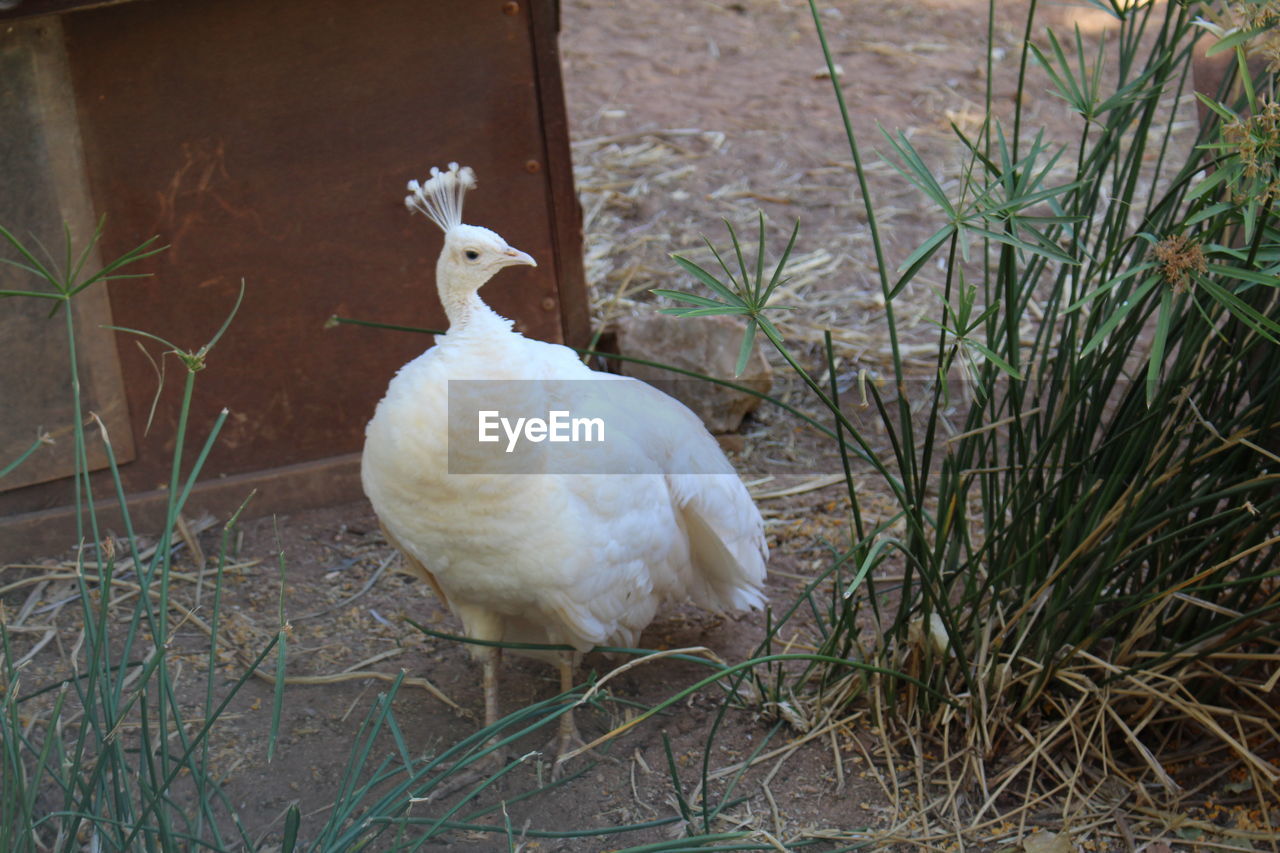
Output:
[502,2,520,15]
[524,159,541,174]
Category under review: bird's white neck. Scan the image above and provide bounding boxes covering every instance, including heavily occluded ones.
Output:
[437,256,510,334]
[440,289,501,330]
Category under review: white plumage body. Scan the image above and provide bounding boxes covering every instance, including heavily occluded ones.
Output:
[361,163,765,753]
[362,306,767,657]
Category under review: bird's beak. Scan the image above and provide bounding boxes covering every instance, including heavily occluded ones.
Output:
[501,247,537,268]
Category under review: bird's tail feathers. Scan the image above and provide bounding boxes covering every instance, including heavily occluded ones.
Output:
[405,162,476,232]
[684,504,767,612]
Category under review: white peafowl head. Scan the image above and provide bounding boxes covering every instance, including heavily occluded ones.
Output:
[405,164,535,327]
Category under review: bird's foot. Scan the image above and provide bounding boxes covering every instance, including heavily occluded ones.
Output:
[544,712,618,780]
[548,718,583,780]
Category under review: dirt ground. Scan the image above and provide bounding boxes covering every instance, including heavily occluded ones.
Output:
[5,1,1219,850]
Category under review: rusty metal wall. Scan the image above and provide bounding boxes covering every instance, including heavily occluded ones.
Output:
[1,19,137,491]
[0,0,586,546]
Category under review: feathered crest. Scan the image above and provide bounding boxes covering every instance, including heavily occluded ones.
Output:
[405,162,476,233]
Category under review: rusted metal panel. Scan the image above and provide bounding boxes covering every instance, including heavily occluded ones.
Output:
[0,17,135,491]
[529,0,591,351]
[0,0,587,551]
[0,0,135,21]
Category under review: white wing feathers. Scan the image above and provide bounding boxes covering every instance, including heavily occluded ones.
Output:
[569,371,768,615]
[619,376,767,604]
[673,473,768,612]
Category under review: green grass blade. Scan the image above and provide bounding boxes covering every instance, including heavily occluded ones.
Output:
[1144,286,1174,405]
[670,254,747,306]
[734,317,758,378]
[0,434,51,480]
[762,218,801,302]
[1080,273,1160,353]
[281,804,300,853]
[648,289,726,308]
[0,223,59,286]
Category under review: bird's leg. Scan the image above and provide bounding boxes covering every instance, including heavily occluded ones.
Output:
[483,644,503,730]
[464,609,507,769]
[425,632,505,800]
[478,643,508,772]
[550,650,590,779]
[555,651,581,757]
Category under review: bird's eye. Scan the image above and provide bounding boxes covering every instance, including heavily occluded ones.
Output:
[464,249,480,261]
